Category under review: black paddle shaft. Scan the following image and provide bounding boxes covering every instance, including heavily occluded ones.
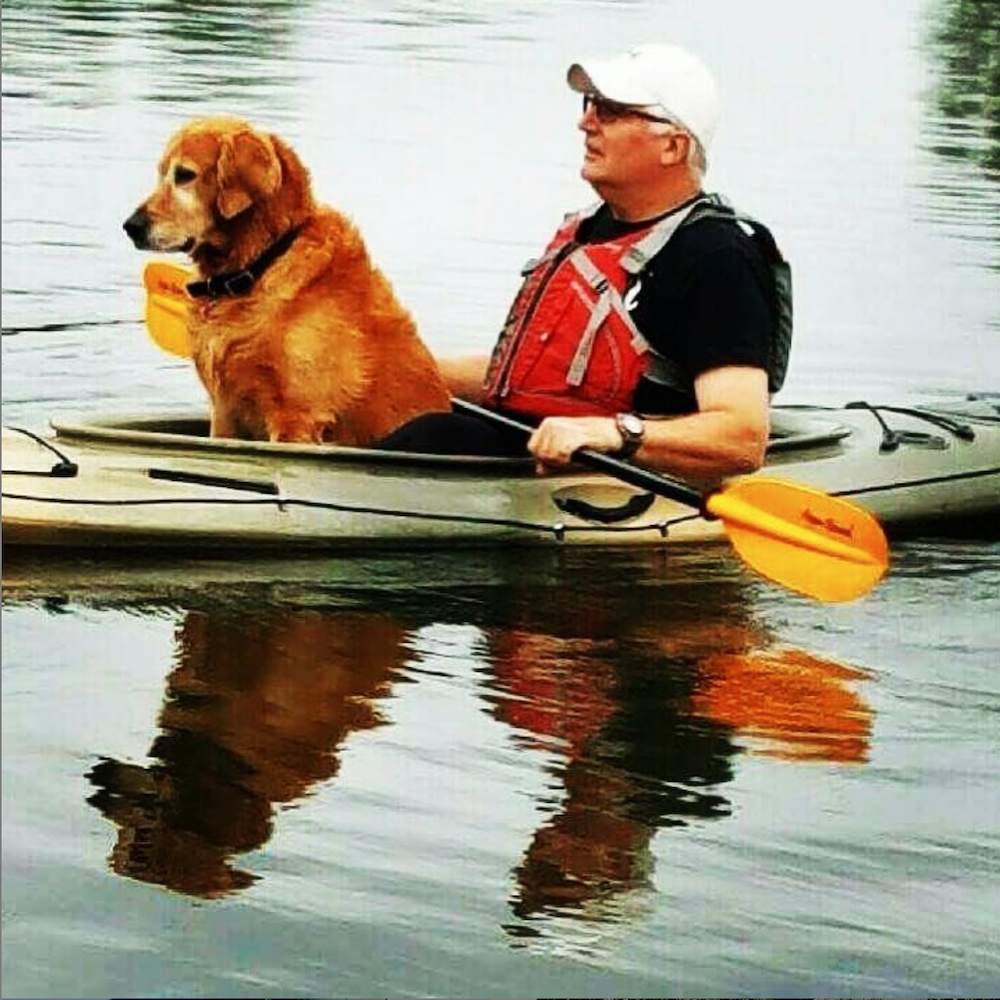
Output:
[451,398,707,513]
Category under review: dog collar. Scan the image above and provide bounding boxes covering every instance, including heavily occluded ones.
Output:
[186,225,303,298]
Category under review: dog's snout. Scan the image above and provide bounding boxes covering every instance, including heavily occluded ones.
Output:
[123,207,151,248]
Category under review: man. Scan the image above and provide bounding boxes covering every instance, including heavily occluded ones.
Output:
[383,43,788,487]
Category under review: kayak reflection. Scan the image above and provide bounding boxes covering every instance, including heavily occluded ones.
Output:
[86,607,406,898]
[480,588,873,923]
[77,555,872,909]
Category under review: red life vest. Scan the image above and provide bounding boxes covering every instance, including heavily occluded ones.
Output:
[483,203,699,419]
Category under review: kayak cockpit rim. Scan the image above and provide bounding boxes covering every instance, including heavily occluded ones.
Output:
[46,407,853,467]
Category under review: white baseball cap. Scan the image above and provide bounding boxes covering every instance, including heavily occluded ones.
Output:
[567,43,721,153]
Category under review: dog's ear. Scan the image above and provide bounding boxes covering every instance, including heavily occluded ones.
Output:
[216,129,282,220]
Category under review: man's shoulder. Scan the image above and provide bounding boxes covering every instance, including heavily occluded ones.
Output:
[676,206,757,251]
[638,205,773,301]
[649,200,775,277]
[648,214,758,280]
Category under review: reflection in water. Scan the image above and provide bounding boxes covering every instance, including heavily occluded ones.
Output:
[480,585,872,925]
[2,0,310,107]
[925,0,1000,173]
[74,555,871,925]
[2,0,525,112]
[694,647,872,763]
[87,607,405,898]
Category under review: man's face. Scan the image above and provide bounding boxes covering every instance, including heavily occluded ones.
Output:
[577,94,683,195]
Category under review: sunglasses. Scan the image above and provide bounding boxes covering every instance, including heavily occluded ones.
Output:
[581,93,675,126]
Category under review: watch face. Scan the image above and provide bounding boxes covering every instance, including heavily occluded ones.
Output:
[615,414,644,457]
[620,413,644,437]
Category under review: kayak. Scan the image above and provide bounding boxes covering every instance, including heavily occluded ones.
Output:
[2,396,998,551]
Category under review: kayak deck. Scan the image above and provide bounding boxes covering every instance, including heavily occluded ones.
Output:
[3,398,998,551]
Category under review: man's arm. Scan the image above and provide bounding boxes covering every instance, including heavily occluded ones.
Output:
[526,365,770,487]
[438,355,489,403]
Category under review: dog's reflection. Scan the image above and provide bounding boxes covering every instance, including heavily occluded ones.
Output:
[87,607,405,898]
[484,599,872,923]
[84,572,872,914]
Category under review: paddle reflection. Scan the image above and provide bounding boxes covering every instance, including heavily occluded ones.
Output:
[86,606,405,898]
[481,589,872,924]
[77,554,872,914]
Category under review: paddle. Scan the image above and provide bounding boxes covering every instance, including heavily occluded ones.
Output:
[452,399,888,602]
[143,261,194,357]
[141,259,889,602]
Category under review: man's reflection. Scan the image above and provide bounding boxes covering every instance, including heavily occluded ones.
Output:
[87,606,406,898]
[481,582,872,923]
[81,554,873,918]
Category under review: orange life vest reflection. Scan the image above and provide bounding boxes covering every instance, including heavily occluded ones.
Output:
[487,626,872,921]
[87,607,405,898]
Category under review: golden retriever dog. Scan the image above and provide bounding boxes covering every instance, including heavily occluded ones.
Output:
[124,116,451,444]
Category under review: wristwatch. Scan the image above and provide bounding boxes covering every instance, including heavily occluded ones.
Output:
[614,412,645,458]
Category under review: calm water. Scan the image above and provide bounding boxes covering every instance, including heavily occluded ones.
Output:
[2,1,999,998]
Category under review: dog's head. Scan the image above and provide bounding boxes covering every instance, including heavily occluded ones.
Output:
[123,117,309,264]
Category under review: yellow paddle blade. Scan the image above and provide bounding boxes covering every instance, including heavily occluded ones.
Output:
[142,261,194,358]
[706,477,889,602]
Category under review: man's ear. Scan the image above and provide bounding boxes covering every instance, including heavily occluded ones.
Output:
[656,129,690,168]
[216,129,282,219]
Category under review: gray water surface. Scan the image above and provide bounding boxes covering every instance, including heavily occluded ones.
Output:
[2,1,999,998]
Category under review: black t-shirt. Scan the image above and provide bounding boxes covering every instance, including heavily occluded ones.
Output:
[577,201,775,415]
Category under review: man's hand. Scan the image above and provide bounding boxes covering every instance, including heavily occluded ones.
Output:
[527,416,624,474]
[524,366,770,482]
